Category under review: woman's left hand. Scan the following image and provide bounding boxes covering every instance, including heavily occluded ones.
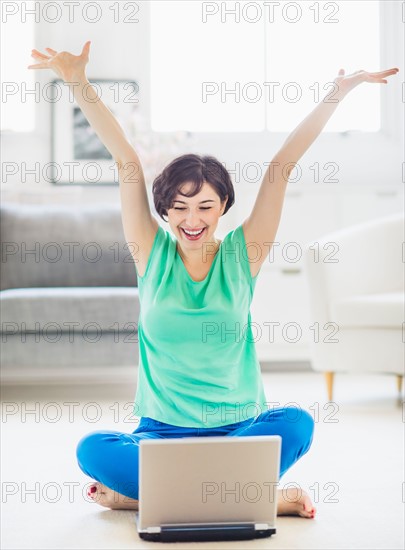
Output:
[331,67,399,98]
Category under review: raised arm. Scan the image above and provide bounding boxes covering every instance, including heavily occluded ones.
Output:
[28,41,159,273]
[243,67,399,278]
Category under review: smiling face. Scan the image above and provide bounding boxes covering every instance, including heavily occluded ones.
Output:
[167,181,228,254]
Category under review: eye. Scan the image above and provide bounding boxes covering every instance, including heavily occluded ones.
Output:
[173,207,212,211]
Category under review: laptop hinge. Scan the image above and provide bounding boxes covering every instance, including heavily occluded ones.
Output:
[146,522,271,533]
[255,523,272,530]
[146,526,161,534]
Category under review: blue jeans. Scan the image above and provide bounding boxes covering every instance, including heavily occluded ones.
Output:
[76,407,314,500]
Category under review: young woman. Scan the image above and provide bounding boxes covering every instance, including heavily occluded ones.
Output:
[29,42,398,518]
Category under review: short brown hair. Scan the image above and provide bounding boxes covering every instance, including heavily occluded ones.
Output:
[152,154,235,222]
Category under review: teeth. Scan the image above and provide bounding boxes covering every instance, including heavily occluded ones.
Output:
[183,228,204,236]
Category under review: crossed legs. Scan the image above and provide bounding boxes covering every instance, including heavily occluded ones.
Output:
[76,407,316,518]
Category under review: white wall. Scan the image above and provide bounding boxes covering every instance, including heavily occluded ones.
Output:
[1,1,151,204]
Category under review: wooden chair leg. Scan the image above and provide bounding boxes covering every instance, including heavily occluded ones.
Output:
[396,375,403,394]
[324,372,334,402]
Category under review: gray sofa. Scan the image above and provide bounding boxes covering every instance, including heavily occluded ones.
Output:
[1,202,142,383]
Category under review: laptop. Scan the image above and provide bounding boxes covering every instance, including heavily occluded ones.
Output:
[135,435,281,542]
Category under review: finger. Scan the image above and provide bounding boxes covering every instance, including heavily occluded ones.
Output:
[31,48,49,57]
[368,76,392,83]
[81,40,91,58]
[370,69,399,76]
[31,49,50,60]
[45,47,58,55]
[27,63,49,70]
[366,77,387,83]
[373,71,398,77]
[379,67,399,73]
[31,53,49,61]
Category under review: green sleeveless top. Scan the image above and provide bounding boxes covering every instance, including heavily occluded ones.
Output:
[132,223,267,428]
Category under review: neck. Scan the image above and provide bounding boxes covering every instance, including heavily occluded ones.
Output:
[177,238,220,265]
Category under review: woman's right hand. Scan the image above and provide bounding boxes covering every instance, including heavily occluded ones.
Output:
[28,41,91,82]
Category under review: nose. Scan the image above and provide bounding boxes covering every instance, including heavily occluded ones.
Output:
[185,210,203,227]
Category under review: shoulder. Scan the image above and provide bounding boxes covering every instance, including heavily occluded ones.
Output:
[224,222,261,280]
[136,223,173,280]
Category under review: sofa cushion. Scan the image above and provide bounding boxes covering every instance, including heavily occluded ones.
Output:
[1,287,140,332]
[1,332,140,369]
[330,292,404,328]
[1,203,138,289]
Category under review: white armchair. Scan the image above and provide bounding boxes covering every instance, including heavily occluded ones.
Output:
[303,212,404,401]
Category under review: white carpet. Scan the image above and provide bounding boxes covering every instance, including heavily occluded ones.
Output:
[1,371,404,549]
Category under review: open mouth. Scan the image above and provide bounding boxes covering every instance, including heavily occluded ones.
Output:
[180,227,206,240]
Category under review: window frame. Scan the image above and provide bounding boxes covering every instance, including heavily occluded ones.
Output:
[148,0,401,141]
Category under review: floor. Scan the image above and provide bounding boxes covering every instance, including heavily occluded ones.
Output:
[1,370,404,549]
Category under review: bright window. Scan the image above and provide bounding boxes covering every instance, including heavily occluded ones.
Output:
[151,0,381,132]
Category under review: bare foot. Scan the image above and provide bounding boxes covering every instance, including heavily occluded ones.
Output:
[277,487,316,519]
[87,482,139,510]
[87,482,316,518]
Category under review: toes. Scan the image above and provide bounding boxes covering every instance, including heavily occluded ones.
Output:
[297,491,316,518]
[87,483,96,498]
[303,496,313,512]
[300,508,315,519]
[88,483,129,509]
[277,487,317,519]
[87,484,96,498]
[303,496,316,518]
[302,505,316,519]
[87,482,107,505]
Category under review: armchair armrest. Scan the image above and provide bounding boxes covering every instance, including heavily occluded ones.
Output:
[303,212,403,308]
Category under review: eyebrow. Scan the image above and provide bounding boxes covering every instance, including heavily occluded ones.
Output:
[173,199,216,204]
